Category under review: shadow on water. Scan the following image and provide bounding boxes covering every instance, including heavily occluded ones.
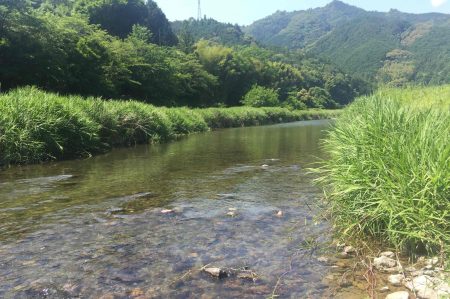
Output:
[0,120,366,298]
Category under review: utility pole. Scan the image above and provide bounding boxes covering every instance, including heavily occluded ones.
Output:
[197,0,202,21]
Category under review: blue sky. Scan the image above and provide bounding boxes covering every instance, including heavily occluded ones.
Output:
[154,0,450,25]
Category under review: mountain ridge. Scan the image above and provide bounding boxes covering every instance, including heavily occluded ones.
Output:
[242,0,450,84]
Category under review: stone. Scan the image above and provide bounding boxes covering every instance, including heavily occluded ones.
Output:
[374,256,397,269]
[426,257,439,267]
[379,286,390,293]
[381,251,396,258]
[226,211,236,217]
[403,275,438,299]
[385,291,410,299]
[228,208,237,212]
[130,288,144,297]
[98,294,116,299]
[388,274,404,286]
[261,164,269,169]
[317,256,330,264]
[161,209,174,214]
[276,210,283,217]
[203,267,228,279]
[344,246,356,254]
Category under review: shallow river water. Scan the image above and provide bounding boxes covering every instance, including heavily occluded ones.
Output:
[0,120,367,298]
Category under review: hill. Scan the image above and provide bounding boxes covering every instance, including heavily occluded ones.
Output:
[243,1,450,85]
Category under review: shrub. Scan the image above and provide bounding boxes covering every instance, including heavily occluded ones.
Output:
[241,85,280,107]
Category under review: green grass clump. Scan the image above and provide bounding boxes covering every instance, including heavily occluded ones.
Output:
[0,87,338,166]
[317,85,450,254]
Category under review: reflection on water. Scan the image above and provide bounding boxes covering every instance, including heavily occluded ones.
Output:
[0,120,360,298]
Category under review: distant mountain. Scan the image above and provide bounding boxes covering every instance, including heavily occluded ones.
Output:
[243,0,450,85]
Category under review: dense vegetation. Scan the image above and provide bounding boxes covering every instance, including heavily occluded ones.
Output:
[244,0,450,85]
[171,18,253,47]
[0,0,368,109]
[316,85,450,254]
[0,87,339,166]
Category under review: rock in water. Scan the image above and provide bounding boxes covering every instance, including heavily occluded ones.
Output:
[374,256,397,269]
[203,267,228,279]
[385,291,410,299]
[276,210,283,217]
[161,209,174,214]
[388,274,404,286]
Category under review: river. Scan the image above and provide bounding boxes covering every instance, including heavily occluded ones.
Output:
[0,120,365,298]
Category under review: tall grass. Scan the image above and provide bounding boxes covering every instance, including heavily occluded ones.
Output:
[0,87,339,166]
[316,85,450,254]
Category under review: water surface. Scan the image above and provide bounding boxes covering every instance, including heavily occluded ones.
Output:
[0,120,362,298]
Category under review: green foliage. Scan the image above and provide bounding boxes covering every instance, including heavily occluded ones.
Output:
[0,87,339,166]
[0,0,369,108]
[316,85,450,254]
[172,18,252,46]
[241,85,280,107]
[75,0,177,45]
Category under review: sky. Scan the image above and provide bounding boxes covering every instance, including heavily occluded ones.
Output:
[153,0,450,25]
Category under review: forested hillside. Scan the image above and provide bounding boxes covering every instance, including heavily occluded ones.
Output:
[0,0,369,108]
[244,0,450,85]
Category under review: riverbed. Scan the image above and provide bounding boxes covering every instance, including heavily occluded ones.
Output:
[0,120,367,298]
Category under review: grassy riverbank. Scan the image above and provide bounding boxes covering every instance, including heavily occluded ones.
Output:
[317,85,450,255]
[0,87,339,166]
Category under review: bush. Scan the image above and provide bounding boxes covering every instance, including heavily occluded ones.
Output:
[241,85,280,107]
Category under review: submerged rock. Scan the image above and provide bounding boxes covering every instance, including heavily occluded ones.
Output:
[203,267,228,279]
[385,291,410,299]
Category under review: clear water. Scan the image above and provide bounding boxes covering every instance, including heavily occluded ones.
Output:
[0,120,363,298]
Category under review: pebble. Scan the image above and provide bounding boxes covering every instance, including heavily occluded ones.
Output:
[130,288,144,297]
[379,286,390,292]
[276,210,283,217]
[388,274,404,286]
[385,291,410,299]
[317,256,330,264]
[203,267,228,279]
[226,211,236,217]
[161,209,174,214]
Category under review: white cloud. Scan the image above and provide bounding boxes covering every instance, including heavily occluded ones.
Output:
[431,0,448,7]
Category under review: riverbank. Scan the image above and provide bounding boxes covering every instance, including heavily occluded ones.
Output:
[317,85,450,256]
[0,87,339,166]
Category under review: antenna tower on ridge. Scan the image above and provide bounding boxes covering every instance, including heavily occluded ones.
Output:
[197,0,202,21]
